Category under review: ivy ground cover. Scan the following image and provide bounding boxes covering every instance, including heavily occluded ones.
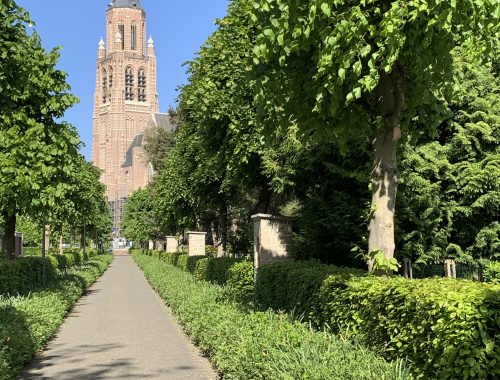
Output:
[0,254,113,380]
[132,252,413,380]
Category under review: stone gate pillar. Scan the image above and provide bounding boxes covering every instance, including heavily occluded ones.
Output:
[165,236,178,253]
[252,214,292,270]
[188,232,207,257]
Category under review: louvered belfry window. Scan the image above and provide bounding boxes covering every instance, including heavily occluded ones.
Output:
[102,69,107,103]
[125,67,134,100]
[138,68,146,102]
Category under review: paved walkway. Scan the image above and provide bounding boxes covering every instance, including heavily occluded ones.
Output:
[21,255,217,380]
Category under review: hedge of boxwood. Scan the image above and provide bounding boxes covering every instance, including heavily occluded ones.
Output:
[0,254,112,380]
[132,252,412,380]
[136,250,254,301]
[0,249,99,296]
[255,261,500,380]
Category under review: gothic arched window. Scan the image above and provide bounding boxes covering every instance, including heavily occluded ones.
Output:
[108,67,113,102]
[118,21,125,50]
[102,68,107,103]
[131,22,137,50]
[109,67,113,88]
[138,68,146,102]
[125,66,134,100]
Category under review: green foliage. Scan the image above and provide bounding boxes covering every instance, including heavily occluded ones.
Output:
[176,254,189,272]
[193,257,243,285]
[0,0,82,223]
[397,47,500,264]
[0,251,93,295]
[132,253,412,380]
[255,261,500,379]
[21,247,40,257]
[0,255,112,380]
[122,187,156,244]
[143,116,176,173]
[369,250,401,275]
[15,216,41,247]
[483,261,500,283]
[252,0,498,144]
[226,261,254,304]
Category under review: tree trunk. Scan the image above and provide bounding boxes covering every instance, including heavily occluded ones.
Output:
[255,183,272,214]
[2,211,16,257]
[44,225,51,255]
[368,69,405,273]
[219,205,228,256]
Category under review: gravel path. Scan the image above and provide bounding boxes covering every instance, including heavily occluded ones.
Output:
[20,255,217,380]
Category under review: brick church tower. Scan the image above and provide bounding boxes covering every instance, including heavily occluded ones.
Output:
[92,0,159,237]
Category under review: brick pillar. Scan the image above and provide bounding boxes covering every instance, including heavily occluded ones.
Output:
[187,232,206,257]
[252,214,292,270]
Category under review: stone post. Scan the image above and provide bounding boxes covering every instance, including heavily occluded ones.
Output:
[165,236,178,253]
[403,258,413,279]
[444,259,457,278]
[156,239,165,251]
[187,232,207,257]
[148,240,154,250]
[251,214,292,270]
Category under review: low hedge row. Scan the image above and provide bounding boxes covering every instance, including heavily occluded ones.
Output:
[132,253,413,380]
[133,250,254,302]
[0,254,112,380]
[255,261,500,379]
[0,250,99,296]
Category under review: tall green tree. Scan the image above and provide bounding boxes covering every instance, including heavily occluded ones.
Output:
[155,0,273,252]
[0,0,81,255]
[122,187,156,247]
[397,47,500,264]
[252,0,499,270]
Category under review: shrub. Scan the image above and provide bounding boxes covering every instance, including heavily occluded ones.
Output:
[483,261,500,283]
[192,257,242,285]
[132,253,412,380]
[255,261,500,379]
[0,255,112,380]
[0,251,89,296]
[226,261,254,304]
[176,254,188,271]
[22,247,40,257]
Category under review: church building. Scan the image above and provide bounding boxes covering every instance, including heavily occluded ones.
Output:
[92,0,168,237]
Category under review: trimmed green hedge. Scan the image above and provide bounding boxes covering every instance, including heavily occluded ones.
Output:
[256,261,500,379]
[0,251,95,296]
[0,254,112,380]
[132,253,412,380]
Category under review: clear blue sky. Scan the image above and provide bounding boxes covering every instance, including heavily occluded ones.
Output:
[17,0,229,160]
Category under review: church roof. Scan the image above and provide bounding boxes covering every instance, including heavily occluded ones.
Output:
[152,113,175,132]
[108,0,143,10]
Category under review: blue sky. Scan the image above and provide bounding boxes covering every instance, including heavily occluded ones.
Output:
[16,0,230,160]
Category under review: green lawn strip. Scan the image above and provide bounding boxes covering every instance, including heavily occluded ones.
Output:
[0,254,113,380]
[133,253,413,380]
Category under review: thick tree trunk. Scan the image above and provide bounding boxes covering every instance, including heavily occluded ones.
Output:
[368,69,404,273]
[368,125,400,272]
[2,211,16,257]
